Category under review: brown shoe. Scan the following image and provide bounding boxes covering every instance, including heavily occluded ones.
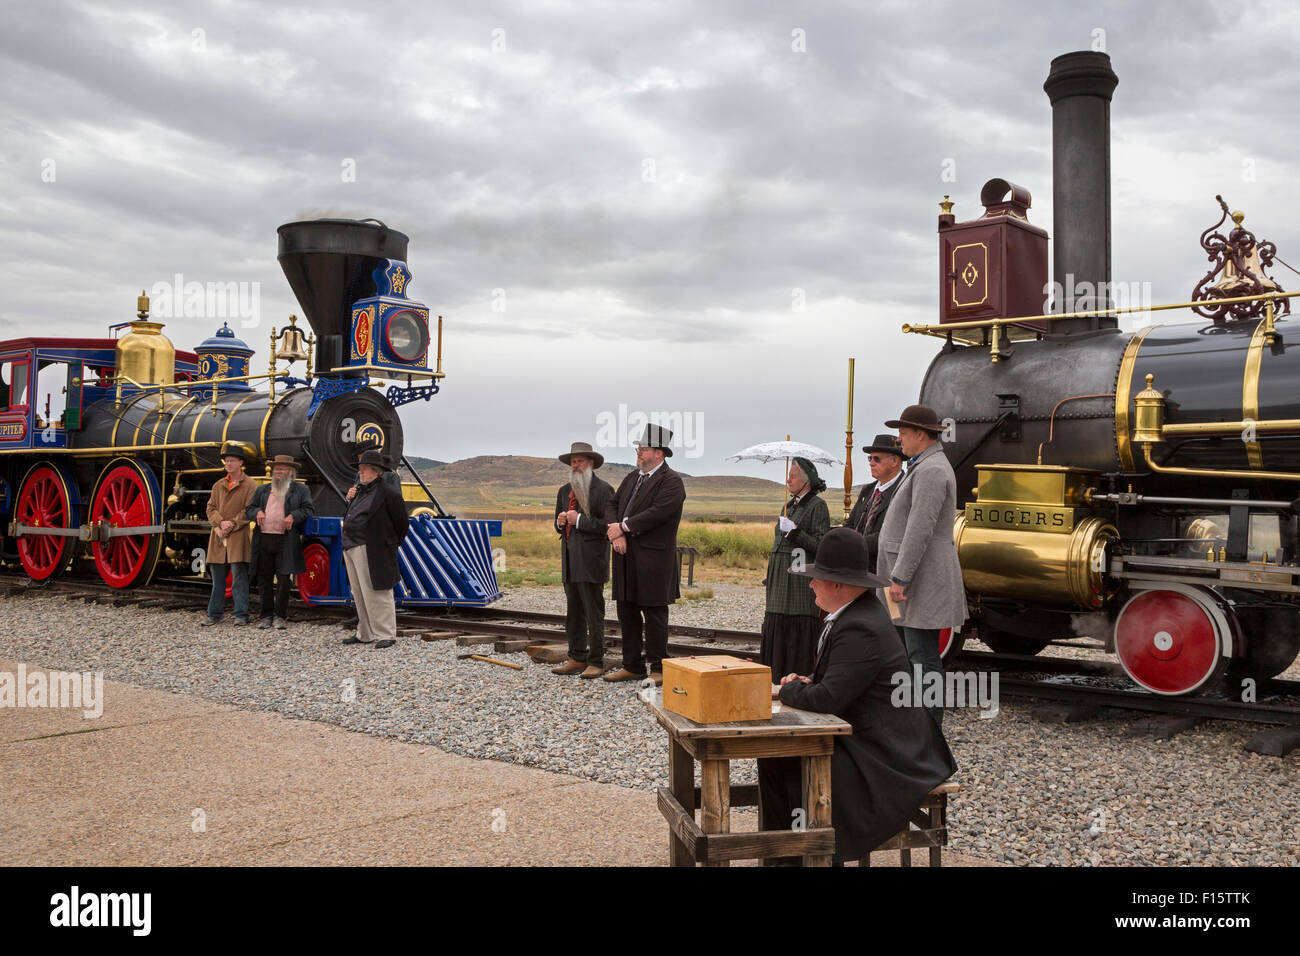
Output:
[579,665,604,679]
[551,658,586,675]
[648,671,664,687]
[602,667,643,683]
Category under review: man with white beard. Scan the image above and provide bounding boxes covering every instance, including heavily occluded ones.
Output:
[552,441,617,679]
[246,455,314,629]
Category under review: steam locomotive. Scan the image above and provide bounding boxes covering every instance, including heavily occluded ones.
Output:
[911,52,1300,695]
[0,219,501,608]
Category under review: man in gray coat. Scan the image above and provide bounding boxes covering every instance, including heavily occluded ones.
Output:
[876,405,968,726]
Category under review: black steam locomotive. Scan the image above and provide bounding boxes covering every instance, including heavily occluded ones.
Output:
[908,52,1299,695]
[0,219,501,607]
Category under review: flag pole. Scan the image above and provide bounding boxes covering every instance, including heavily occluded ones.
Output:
[843,358,855,523]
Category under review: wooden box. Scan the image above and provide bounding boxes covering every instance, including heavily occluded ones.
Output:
[661,656,772,724]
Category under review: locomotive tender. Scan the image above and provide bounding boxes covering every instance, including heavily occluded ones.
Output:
[910,52,1300,695]
[0,219,501,608]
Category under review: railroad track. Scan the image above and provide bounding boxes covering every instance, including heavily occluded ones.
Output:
[4,571,1300,749]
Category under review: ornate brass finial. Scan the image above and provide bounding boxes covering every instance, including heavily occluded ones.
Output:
[137,289,150,319]
[1132,373,1166,443]
[1231,210,1245,228]
[939,195,954,215]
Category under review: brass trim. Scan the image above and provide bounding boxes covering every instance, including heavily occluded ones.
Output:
[189,396,207,469]
[220,393,261,451]
[1162,418,1300,436]
[1114,326,1155,472]
[1243,317,1268,468]
[1141,443,1300,482]
[0,441,224,457]
[110,391,150,447]
[163,394,199,458]
[950,242,989,309]
[325,364,443,379]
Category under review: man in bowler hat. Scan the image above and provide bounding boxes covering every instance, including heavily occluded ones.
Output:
[603,423,686,686]
[552,441,617,678]
[876,405,968,726]
[759,527,957,865]
[845,434,906,573]
[340,449,408,649]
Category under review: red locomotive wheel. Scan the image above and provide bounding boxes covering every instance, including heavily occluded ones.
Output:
[298,542,331,604]
[225,568,234,599]
[89,462,162,589]
[938,627,965,661]
[1115,587,1227,695]
[15,464,74,581]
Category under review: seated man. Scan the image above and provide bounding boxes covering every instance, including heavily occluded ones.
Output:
[759,527,958,865]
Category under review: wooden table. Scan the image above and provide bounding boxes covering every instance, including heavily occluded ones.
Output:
[643,690,851,867]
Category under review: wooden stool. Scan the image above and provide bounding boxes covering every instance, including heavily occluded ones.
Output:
[862,781,959,867]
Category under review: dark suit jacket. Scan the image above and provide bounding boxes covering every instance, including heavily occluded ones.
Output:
[554,476,616,584]
[778,591,957,859]
[610,463,686,606]
[845,476,903,572]
[343,476,409,591]
[246,481,315,576]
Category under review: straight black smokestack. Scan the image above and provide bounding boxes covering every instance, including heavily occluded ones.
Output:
[1044,51,1119,333]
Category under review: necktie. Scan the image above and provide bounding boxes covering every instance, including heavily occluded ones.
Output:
[786,495,800,512]
[623,472,648,519]
[865,487,883,527]
[812,619,834,670]
[565,490,578,541]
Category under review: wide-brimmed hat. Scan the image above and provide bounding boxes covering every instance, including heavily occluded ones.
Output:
[558,441,604,469]
[633,423,674,457]
[884,404,944,435]
[268,454,300,471]
[862,433,904,458]
[789,527,890,588]
[220,442,251,461]
[358,449,392,471]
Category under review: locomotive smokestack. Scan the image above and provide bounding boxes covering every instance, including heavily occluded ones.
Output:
[1043,51,1118,333]
[277,219,410,376]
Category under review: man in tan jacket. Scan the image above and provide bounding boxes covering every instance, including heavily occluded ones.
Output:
[202,444,257,626]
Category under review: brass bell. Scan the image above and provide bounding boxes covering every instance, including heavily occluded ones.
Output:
[274,314,309,363]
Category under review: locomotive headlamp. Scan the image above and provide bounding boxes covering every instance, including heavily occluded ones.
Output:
[384,310,429,363]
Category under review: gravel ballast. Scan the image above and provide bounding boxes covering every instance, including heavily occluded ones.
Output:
[3,588,1298,866]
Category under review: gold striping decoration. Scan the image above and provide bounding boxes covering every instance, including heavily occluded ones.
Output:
[1114,326,1155,472]
[1243,316,1268,469]
[221,393,261,451]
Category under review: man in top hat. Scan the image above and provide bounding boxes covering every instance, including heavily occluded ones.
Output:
[877,405,968,726]
[845,434,907,573]
[247,454,315,630]
[340,449,408,649]
[603,423,686,686]
[552,441,618,678]
[759,527,957,865]
[201,443,257,626]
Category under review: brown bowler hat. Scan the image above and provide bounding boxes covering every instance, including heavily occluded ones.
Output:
[789,527,890,588]
[884,404,944,435]
[269,454,301,471]
[358,449,392,471]
[558,441,604,469]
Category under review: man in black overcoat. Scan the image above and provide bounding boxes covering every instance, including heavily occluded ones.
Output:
[603,423,686,686]
[844,434,905,573]
[339,449,409,649]
[552,441,617,679]
[760,527,958,864]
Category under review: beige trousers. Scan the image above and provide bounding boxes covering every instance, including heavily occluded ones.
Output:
[343,544,396,643]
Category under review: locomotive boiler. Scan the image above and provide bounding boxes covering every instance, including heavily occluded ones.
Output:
[905,52,1300,695]
[0,219,501,608]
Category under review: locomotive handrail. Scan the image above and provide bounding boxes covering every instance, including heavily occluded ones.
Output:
[901,289,1300,335]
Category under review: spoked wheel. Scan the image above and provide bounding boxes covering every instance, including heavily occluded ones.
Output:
[14,463,78,581]
[298,541,331,604]
[89,460,163,588]
[938,626,965,661]
[982,631,1050,656]
[1114,585,1230,695]
[1227,604,1300,681]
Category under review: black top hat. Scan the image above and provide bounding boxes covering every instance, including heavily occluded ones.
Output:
[884,404,944,435]
[358,449,392,471]
[220,442,251,461]
[789,527,890,588]
[862,433,904,457]
[634,423,674,457]
[558,441,605,469]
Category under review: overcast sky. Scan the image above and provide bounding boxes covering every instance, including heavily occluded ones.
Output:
[3,0,1299,488]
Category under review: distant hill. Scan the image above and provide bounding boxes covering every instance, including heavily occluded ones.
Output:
[405,455,446,470]
[416,454,866,518]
